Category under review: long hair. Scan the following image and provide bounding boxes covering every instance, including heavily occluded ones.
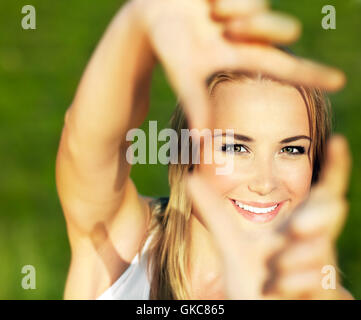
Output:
[144,69,332,299]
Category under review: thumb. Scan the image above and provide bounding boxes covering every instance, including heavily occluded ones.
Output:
[313,134,352,198]
[288,135,352,240]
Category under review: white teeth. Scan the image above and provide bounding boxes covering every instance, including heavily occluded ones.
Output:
[235,200,278,214]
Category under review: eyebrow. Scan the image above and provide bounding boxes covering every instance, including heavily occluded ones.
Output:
[213,132,254,142]
[213,133,312,143]
[280,135,312,143]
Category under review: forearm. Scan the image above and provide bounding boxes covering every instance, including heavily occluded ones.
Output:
[65,1,155,158]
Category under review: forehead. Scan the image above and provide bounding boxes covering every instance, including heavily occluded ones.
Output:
[210,79,310,138]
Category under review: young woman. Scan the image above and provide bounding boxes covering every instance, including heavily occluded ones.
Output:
[55,0,351,299]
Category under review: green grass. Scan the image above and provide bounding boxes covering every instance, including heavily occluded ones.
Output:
[0,0,360,299]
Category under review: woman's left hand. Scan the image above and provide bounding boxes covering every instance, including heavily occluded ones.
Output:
[187,135,353,299]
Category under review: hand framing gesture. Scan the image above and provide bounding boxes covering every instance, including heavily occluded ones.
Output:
[134,0,345,128]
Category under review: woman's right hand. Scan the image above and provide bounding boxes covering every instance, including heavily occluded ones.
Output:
[132,0,346,129]
[187,135,353,299]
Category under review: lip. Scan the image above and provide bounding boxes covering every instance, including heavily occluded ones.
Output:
[229,198,286,223]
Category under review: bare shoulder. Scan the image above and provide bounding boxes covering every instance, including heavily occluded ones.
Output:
[63,188,156,299]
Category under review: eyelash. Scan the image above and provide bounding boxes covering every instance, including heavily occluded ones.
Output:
[280,146,306,155]
[221,144,248,154]
[221,144,306,155]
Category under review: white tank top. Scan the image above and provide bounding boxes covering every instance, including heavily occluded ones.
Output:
[96,234,153,300]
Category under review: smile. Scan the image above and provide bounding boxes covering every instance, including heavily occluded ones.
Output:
[229,198,285,223]
[234,201,278,214]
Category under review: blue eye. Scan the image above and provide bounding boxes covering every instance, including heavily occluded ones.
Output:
[281,146,305,155]
[221,144,247,153]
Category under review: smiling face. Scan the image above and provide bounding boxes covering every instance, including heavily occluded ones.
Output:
[198,78,313,230]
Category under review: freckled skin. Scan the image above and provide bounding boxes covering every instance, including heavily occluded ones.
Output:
[197,79,313,232]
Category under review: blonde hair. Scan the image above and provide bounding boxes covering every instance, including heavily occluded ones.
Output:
[144,70,332,300]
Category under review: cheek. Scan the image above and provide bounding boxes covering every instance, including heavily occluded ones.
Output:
[277,159,313,203]
[198,158,240,195]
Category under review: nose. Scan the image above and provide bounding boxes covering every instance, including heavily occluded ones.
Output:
[248,156,277,196]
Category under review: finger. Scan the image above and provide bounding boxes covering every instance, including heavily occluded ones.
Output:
[275,268,324,299]
[313,135,352,198]
[288,197,349,241]
[288,135,351,240]
[206,43,346,92]
[212,0,269,19]
[224,12,301,45]
[277,236,334,272]
[338,287,354,300]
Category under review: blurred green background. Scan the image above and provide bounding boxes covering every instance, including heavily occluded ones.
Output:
[0,0,360,299]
